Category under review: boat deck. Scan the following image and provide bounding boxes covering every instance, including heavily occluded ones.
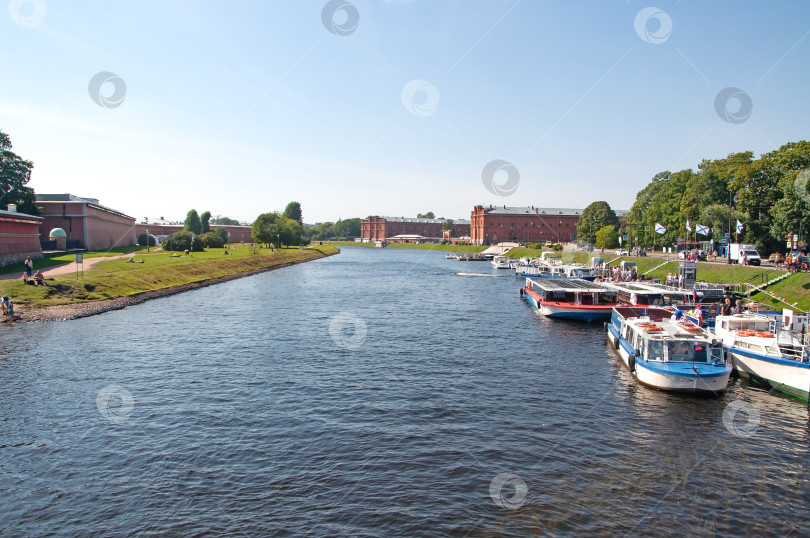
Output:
[527,278,613,292]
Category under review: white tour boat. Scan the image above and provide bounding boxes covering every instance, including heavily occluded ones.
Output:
[713,311,810,401]
[606,306,731,394]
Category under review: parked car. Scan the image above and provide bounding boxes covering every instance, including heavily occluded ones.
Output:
[615,249,629,256]
[768,253,784,263]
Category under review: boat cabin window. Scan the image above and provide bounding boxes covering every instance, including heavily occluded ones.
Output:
[666,340,709,362]
[647,339,664,361]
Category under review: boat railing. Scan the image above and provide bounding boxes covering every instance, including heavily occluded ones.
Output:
[776,328,810,362]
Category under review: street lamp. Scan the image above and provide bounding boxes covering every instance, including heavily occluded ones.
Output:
[277,233,280,251]
[146,228,150,252]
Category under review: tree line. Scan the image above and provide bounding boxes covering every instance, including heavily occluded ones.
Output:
[577,140,810,253]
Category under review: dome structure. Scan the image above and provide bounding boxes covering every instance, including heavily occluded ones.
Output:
[49,228,67,238]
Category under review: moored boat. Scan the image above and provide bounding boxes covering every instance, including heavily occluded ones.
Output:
[606,306,731,393]
[713,312,810,401]
[492,255,519,269]
[521,278,618,322]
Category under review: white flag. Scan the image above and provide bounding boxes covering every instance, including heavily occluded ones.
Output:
[655,223,666,234]
[686,219,692,232]
[736,220,744,233]
[696,224,710,236]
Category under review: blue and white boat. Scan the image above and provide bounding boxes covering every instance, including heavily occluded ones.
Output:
[713,312,810,401]
[606,306,731,393]
[521,278,618,322]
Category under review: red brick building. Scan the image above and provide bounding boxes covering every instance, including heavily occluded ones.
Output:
[36,194,136,250]
[0,206,43,266]
[361,216,470,241]
[470,205,582,245]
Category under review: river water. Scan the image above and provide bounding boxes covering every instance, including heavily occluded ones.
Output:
[1,247,808,536]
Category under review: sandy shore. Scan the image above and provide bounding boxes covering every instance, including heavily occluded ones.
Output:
[13,253,334,323]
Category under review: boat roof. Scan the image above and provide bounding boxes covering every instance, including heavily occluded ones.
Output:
[613,306,673,321]
[625,315,715,339]
[605,282,691,296]
[528,278,616,293]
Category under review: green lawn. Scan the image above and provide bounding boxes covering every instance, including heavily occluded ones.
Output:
[1,245,338,308]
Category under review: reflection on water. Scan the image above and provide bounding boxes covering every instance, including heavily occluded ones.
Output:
[1,247,808,536]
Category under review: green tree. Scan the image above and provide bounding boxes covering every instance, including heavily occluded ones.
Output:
[0,130,37,214]
[576,201,620,245]
[280,217,303,246]
[252,212,284,247]
[184,209,202,234]
[442,219,455,237]
[211,216,239,225]
[200,211,211,233]
[211,226,230,244]
[417,212,435,219]
[163,231,205,252]
[283,202,303,225]
[595,225,619,249]
[200,232,224,248]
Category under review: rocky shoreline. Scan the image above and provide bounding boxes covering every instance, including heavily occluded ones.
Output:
[13,253,334,323]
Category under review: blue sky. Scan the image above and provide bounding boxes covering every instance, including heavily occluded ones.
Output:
[2,0,809,224]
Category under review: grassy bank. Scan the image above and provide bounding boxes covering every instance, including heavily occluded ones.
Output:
[2,245,337,309]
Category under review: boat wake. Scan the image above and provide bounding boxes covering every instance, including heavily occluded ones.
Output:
[455,272,506,277]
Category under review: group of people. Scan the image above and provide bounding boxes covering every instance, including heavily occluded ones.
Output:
[664,272,686,288]
[784,253,805,273]
[596,266,639,283]
[21,256,46,286]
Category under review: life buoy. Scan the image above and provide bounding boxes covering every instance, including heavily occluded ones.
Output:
[738,329,755,337]
[628,354,636,372]
[754,331,773,338]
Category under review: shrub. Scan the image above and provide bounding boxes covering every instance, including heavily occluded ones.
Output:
[457,241,468,245]
[201,232,225,248]
[137,233,156,247]
[163,231,205,252]
[212,227,229,244]
[552,243,564,252]
[526,242,542,250]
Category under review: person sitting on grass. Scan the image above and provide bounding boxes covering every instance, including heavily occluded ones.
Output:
[126,257,145,264]
[34,270,46,286]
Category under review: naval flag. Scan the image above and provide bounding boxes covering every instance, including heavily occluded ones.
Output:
[655,223,666,234]
[686,219,692,232]
[736,220,744,233]
[696,224,710,236]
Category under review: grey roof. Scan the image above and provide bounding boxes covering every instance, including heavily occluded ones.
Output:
[481,205,584,216]
[380,216,470,224]
[36,193,134,220]
[481,205,630,217]
[37,193,100,204]
[0,208,43,220]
